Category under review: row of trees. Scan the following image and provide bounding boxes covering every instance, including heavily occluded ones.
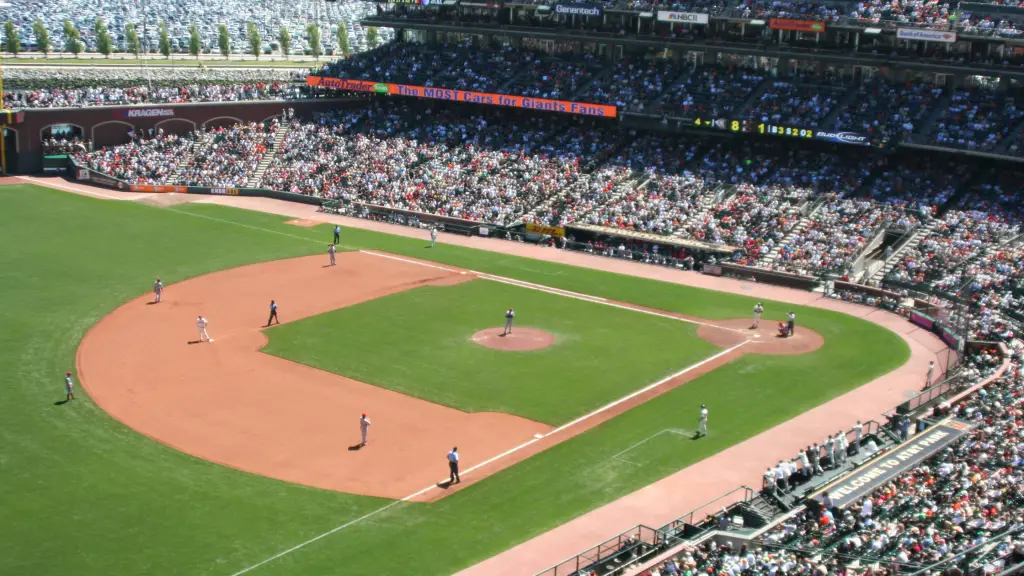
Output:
[3,19,381,58]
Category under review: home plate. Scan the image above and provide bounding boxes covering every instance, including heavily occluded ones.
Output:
[753,334,762,338]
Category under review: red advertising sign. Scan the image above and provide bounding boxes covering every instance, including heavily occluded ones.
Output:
[307,76,617,118]
[770,18,826,33]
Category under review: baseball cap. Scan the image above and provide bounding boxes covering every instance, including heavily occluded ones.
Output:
[362,413,366,418]
[66,371,71,376]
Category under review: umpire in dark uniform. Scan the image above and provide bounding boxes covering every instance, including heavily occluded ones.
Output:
[267,300,279,326]
[787,311,796,337]
[447,447,460,484]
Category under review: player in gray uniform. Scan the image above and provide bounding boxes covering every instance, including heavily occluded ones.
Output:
[430,227,438,248]
[153,278,163,303]
[328,244,336,266]
[503,308,515,336]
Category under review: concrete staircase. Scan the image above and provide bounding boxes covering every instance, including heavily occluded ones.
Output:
[818,83,862,128]
[868,219,939,284]
[677,184,737,237]
[169,131,214,185]
[756,195,828,267]
[912,89,954,142]
[246,124,290,188]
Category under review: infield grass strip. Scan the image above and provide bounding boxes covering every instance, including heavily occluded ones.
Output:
[262,280,719,425]
[2,190,908,576]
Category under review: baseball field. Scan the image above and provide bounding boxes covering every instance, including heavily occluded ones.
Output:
[0,182,910,576]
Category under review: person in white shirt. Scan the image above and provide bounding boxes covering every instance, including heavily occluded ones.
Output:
[328,243,336,266]
[763,467,777,494]
[752,303,764,329]
[430,227,438,248]
[503,307,515,336]
[197,315,212,343]
[799,450,810,480]
[359,413,371,446]
[853,421,863,454]
[447,446,460,484]
[697,404,708,437]
[775,462,787,491]
[64,371,76,402]
[926,360,935,388]
[153,278,163,303]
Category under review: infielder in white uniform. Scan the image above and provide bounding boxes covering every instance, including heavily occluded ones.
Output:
[64,371,76,402]
[696,404,708,438]
[359,413,371,446]
[430,227,438,248]
[503,307,515,336]
[328,243,336,266]
[752,302,763,329]
[153,278,163,303]
[197,315,213,342]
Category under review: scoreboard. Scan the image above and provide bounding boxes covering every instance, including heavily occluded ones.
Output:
[690,117,870,146]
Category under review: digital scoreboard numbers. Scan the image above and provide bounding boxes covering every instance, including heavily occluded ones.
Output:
[692,118,753,132]
[757,123,815,139]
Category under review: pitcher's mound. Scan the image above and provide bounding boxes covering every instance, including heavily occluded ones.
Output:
[471,328,555,351]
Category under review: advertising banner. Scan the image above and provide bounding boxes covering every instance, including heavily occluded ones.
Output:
[770,18,826,32]
[307,76,617,118]
[909,310,935,330]
[897,28,957,43]
[525,222,566,238]
[130,184,189,193]
[554,3,602,16]
[115,108,175,119]
[210,187,241,196]
[810,420,971,508]
[657,11,709,24]
[814,130,870,146]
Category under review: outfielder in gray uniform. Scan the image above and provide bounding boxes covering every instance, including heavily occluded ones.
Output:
[503,308,515,336]
[153,278,163,303]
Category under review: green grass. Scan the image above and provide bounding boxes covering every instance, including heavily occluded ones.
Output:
[0,184,909,576]
[262,280,720,425]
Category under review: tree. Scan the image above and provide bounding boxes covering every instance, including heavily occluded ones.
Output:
[95,17,112,58]
[306,23,321,59]
[247,22,260,59]
[188,24,200,58]
[32,18,50,56]
[278,26,290,58]
[4,21,20,56]
[217,23,230,59]
[336,23,349,57]
[63,19,81,57]
[125,23,140,57]
[157,20,170,58]
[366,26,380,50]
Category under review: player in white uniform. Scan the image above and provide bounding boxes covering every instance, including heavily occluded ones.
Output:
[752,303,763,329]
[696,404,708,438]
[197,315,213,342]
[503,308,515,336]
[64,371,76,402]
[359,413,371,446]
[430,227,438,248]
[153,278,163,303]
[328,243,336,266]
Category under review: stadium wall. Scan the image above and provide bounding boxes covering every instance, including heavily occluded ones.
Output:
[15,98,363,174]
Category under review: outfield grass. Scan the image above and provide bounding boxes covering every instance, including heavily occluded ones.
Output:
[0,185,909,576]
[263,280,720,424]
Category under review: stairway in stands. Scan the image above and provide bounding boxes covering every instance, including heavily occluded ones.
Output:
[867,219,938,283]
[246,124,290,188]
[756,195,828,268]
[167,132,211,185]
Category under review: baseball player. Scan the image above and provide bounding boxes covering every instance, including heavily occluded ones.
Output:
[153,278,164,303]
[696,404,708,438]
[359,413,371,446]
[197,315,213,343]
[64,371,76,402]
[787,311,796,337]
[503,307,515,336]
[333,225,341,244]
[328,243,336,266]
[267,300,279,326]
[430,227,438,248]
[752,302,763,329]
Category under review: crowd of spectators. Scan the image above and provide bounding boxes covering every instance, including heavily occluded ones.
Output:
[76,130,193,184]
[831,78,944,141]
[179,121,278,187]
[5,82,303,108]
[928,87,1024,152]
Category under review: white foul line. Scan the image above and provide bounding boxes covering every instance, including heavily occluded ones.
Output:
[229,340,748,575]
[357,251,745,334]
